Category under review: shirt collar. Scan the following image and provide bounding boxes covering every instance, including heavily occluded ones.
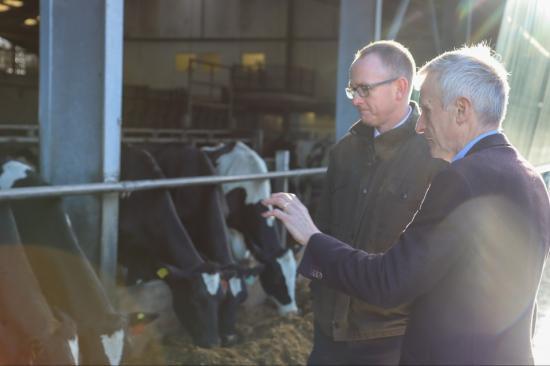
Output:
[452,129,500,163]
[374,105,412,138]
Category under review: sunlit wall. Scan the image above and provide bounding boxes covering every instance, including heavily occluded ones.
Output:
[496,0,550,166]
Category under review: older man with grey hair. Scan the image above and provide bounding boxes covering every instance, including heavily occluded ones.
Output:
[264,44,550,364]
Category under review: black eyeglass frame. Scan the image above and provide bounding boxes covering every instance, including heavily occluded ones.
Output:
[345,77,399,99]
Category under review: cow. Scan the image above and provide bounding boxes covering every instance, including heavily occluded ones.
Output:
[0,202,79,365]
[0,159,154,365]
[119,145,226,348]
[203,141,298,315]
[148,143,252,346]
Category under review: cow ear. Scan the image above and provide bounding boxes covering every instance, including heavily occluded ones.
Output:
[156,263,191,280]
[127,312,158,336]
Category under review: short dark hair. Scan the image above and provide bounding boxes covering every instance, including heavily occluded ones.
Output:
[352,40,416,94]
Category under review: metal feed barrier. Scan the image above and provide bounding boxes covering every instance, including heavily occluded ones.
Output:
[0,124,257,147]
[0,167,327,201]
[0,138,326,286]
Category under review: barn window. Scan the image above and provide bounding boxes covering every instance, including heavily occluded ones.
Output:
[241,53,265,70]
[199,53,222,72]
[175,53,197,72]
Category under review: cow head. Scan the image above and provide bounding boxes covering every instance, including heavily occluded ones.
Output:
[0,160,33,190]
[120,146,227,348]
[77,314,126,366]
[217,263,266,346]
[121,259,224,349]
[204,141,299,317]
[259,249,298,315]
[225,188,298,315]
[32,310,79,366]
[161,262,224,348]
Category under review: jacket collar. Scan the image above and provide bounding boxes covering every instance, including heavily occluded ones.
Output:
[465,132,511,158]
[349,101,420,161]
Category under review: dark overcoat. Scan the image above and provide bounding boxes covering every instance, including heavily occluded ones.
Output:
[300,133,550,364]
[313,102,447,340]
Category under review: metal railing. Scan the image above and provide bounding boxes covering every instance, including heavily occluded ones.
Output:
[3,158,548,202]
[0,124,255,146]
[535,164,550,175]
[536,164,550,189]
[0,167,327,201]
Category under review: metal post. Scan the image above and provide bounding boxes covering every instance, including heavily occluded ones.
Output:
[227,68,235,130]
[275,150,290,248]
[39,0,123,283]
[386,0,411,40]
[275,150,290,192]
[428,0,442,54]
[254,128,264,155]
[185,59,193,128]
[335,0,376,140]
[100,0,123,287]
[375,0,383,41]
[285,0,294,92]
[466,0,473,44]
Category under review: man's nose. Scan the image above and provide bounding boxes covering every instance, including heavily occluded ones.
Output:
[351,94,362,106]
[415,116,425,134]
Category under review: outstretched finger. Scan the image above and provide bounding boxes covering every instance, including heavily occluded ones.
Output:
[261,206,290,222]
[262,193,290,210]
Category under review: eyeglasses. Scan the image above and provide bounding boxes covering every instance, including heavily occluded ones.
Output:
[345,77,399,99]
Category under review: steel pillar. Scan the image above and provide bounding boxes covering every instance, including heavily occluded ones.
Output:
[335,0,377,140]
[39,0,123,283]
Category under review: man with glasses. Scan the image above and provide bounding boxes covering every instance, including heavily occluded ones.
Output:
[307,40,446,364]
[265,43,550,365]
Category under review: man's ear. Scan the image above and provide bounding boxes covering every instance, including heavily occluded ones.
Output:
[395,77,409,100]
[455,96,473,125]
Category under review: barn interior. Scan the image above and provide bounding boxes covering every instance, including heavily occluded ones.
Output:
[0,0,549,364]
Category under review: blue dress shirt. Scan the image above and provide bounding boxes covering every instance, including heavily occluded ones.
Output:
[451,130,500,163]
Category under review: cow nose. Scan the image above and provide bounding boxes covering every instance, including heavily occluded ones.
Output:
[221,333,240,347]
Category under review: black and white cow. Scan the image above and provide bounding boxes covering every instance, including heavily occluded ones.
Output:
[0,159,148,365]
[119,145,225,348]
[204,141,298,315]
[150,143,250,346]
[0,202,79,365]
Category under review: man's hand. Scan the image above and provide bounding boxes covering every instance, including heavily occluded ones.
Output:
[262,192,321,245]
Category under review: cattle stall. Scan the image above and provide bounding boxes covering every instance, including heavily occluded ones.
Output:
[0,151,326,363]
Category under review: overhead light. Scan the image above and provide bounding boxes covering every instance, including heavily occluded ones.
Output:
[0,3,9,12]
[4,0,24,8]
[24,18,37,26]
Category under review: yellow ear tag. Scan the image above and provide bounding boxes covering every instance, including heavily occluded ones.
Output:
[137,312,145,320]
[157,267,169,279]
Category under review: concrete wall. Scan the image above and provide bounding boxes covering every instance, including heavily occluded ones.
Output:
[123,0,339,101]
[0,0,505,128]
[124,41,286,88]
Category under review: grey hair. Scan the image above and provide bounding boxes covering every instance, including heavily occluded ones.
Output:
[418,43,510,127]
[352,40,416,95]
